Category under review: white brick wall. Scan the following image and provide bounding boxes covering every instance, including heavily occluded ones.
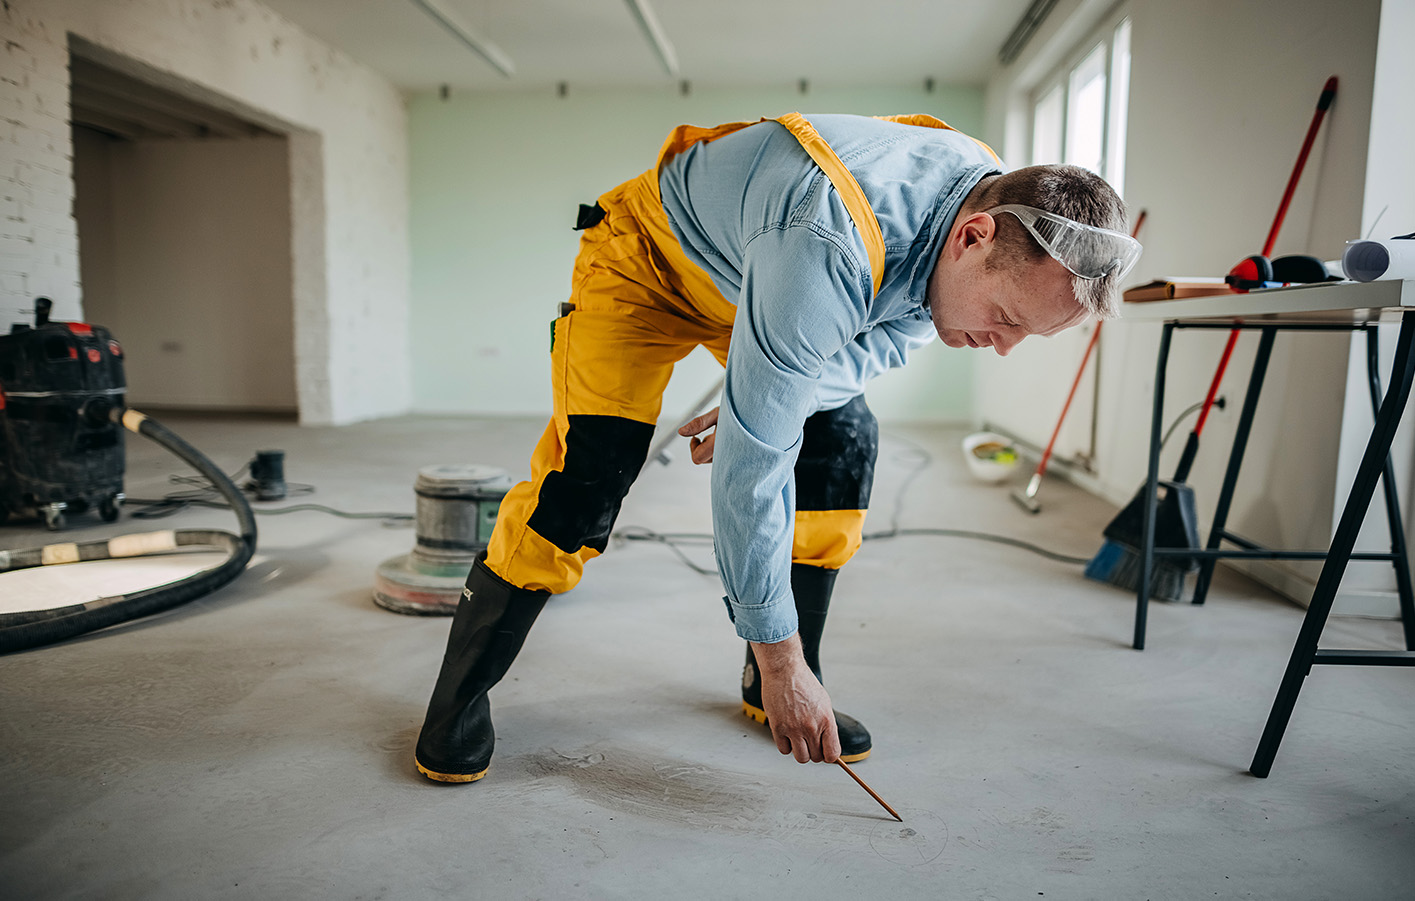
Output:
[0,0,411,424]
[2,10,80,324]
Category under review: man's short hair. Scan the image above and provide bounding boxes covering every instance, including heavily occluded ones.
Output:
[971,165,1129,319]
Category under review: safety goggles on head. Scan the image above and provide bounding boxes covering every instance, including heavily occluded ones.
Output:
[987,204,1142,281]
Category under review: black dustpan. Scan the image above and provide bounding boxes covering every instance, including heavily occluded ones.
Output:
[1099,322,1240,570]
[1104,432,1202,570]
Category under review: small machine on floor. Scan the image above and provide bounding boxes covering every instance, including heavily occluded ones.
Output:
[373,464,512,615]
[0,298,126,529]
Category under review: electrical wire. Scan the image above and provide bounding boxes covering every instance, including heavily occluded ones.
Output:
[611,430,1096,573]
[614,526,718,575]
[1160,398,1221,451]
[863,527,1092,564]
[125,462,412,524]
[129,496,413,522]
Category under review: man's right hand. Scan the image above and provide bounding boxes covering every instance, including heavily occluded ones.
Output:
[750,634,841,763]
[677,406,719,465]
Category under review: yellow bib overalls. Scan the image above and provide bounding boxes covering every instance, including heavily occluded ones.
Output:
[485,114,994,594]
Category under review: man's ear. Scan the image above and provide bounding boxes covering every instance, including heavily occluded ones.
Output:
[953,211,997,256]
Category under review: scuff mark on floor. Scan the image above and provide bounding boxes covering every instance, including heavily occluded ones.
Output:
[525,747,767,831]
[517,746,951,867]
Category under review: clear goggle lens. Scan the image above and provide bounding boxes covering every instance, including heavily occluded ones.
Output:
[988,204,1141,281]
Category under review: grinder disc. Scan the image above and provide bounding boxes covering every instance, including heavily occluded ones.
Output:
[372,552,464,616]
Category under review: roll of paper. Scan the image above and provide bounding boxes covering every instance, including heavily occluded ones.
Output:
[1342,239,1415,282]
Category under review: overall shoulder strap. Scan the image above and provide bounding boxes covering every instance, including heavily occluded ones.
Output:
[774,112,887,298]
[875,114,1002,164]
[652,120,758,201]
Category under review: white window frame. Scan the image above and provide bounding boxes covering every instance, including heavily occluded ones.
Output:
[979,5,1133,475]
[1026,8,1132,196]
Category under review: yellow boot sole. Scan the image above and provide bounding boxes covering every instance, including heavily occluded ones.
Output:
[415,757,488,783]
[741,701,872,763]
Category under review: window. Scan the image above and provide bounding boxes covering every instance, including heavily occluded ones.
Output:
[1028,16,1132,195]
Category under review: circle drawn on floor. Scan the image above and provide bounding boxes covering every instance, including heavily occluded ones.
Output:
[869,809,948,866]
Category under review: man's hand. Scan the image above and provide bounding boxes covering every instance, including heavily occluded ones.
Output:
[677,406,719,465]
[751,634,841,763]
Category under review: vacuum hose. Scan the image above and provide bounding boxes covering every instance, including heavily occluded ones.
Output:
[0,404,257,653]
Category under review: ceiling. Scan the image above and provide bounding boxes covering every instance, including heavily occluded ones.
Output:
[258,0,1037,94]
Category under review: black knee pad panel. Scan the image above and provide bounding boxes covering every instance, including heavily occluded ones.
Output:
[528,414,655,554]
[795,395,879,511]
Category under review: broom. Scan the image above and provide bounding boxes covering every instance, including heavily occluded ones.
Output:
[1084,332,1238,601]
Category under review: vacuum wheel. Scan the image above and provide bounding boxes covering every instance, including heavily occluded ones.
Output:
[100,495,122,523]
[42,505,66,531]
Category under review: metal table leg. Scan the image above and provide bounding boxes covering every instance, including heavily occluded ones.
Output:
[1135,323,1173,650]
[1193,327,1276,606]
[1364,326,1415,650]
[1250,311,1415,777]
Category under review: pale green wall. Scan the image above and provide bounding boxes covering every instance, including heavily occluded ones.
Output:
[409,84,984,423]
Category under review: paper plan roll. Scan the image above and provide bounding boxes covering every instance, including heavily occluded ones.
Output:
[1342,238,1415,282]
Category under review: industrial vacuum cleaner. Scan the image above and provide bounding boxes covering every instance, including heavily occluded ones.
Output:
[0,298,256,653]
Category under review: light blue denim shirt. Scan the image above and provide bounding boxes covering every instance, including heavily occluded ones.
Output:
[658,114,1000,642]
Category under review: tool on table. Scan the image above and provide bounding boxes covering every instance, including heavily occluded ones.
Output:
[1013,210,1147,514]
[1085,327,1239,601]
[1225,76,1338,291]
[836,759,902,821]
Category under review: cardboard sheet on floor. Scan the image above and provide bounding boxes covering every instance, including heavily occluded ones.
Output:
[0,552,230,614]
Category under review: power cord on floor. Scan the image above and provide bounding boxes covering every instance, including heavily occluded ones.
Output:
[614,526,718,575]
[857,431,1095,564]
[126,458,413,525]
[614,431,1087,573]
[613,396,1227,575]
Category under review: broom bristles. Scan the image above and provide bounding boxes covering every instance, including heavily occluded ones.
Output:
[1084,539,1189,603]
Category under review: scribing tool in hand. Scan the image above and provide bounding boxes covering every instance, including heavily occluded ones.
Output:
[836,759,903,821]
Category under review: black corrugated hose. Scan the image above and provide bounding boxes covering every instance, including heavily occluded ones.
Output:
[0,404,257,653]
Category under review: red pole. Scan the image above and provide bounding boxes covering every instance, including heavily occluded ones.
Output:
[1037,321,1102,478]
[1014,211,1146,510]
[1262,76,1338,258]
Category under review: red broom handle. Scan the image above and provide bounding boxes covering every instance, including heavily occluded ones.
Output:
[1262,76,1338,258]
[1036,322,1101,476]
[1208,79,1334,437]
[1031,210,1148,478]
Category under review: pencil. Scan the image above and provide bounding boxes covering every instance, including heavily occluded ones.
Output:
[836,759,903,821]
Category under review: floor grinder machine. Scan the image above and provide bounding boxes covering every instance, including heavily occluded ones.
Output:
[373,464,511,615]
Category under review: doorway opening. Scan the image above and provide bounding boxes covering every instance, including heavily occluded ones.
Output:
[70,45,299,416]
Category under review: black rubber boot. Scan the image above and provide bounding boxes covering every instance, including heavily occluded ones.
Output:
[414,553,549,783]
[740,563,873,762]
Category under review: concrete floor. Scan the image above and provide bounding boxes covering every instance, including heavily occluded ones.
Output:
[1,413,1412,900]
